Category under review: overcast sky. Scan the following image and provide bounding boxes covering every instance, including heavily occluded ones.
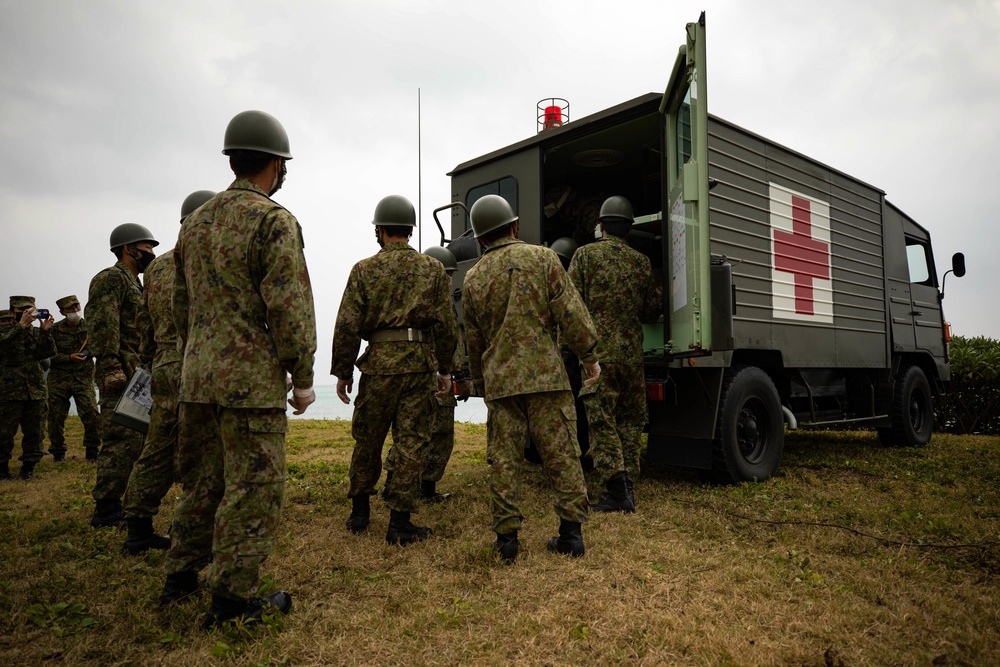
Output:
[2,0,997,384]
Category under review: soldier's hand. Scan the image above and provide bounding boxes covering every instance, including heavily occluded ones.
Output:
[18,308,35,328]
[70,352,88,363]
[336,377,353,404]
[288,386,316,415]
[40,314,55,331]
[103,367,128,393]
[582,361,601,387]
[435,373,452,399]
[456,380,472,402]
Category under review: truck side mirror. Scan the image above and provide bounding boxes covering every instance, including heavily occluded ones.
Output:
[952,252,966,278]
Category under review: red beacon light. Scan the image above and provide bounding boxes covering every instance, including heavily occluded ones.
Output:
[537,98,569,132]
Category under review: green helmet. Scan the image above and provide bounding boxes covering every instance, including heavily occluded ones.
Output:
[599,195,634,224]
[424,245,458,271]
[109,223,159,251]
[180,190,217,222]
[372,194,416,228]
[222,110,293,159]
[470,195,517,238]
[550,237,578,263]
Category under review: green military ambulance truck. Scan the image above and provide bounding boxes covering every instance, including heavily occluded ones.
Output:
[435,13,965,483]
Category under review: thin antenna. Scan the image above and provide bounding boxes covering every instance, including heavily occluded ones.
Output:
[418,87,422,251]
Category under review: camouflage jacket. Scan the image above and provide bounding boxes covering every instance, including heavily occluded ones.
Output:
[85,260,143,378]
[138,250,181,370]
[173,179,316,408]
[463,237,598,401]
[331,241,457,379]
[48,318,95,384]
[0,322,56,401]
[568,235,661,366]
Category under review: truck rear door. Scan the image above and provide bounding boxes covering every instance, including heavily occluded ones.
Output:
[661,12,712,356]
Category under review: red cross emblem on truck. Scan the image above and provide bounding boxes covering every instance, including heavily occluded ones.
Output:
[773,195,830,316]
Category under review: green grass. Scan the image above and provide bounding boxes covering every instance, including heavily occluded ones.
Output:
[0,418,997,665]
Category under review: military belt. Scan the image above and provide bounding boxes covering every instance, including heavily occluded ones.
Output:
[370,328,427,343]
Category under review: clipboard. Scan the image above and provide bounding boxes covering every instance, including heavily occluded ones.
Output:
[110,368,153,434]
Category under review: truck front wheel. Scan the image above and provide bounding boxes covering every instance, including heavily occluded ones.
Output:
[878,365,933,447]
[713,366,784,483]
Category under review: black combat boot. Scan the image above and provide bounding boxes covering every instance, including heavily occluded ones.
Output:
[91,499,125,529]
[547,518,585,557]
[386,509,431,546]
[18,463,35,481]
[203,591,292,629]
[51,451,66,462]
[625,478,636,508]
[492,531,519,563]
[420,480,451,503]
[0,462,12,481]
[160,570,200,605]
[123,517,171,555]
[346,494,370,534]
[85,446,99,461]
[590,473,635,513]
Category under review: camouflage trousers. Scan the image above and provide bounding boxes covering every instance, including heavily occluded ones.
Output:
[582,362,647,485]
[384,396,456,483]
[0,399,45,465]
[165,403,287,601]
[349,372,434,513]
[123,362,179,519]
[486,391,589,535]
[92,382,145,503]
[47,379,101,454]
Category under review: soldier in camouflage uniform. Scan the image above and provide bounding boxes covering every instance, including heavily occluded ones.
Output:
[121,190,216,557]
[332,195,457,546]
[462,195,601,562]
[0,297,56,481]
[164,111,315,627]
[569,196,662,512]
[383,245,470,504]
[47,295,101,462]
[86,223,158,528]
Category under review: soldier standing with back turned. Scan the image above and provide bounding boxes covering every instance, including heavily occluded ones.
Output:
[47,295,101,462]
[121,190,217,556]
[332,195,457,545]
[568,195,661,512]
[0,297,55,481]
[462,195,601,562]
[164,111,316,627]
[86,223,158,528]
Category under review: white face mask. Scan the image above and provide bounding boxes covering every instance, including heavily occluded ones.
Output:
[66,311,82,323]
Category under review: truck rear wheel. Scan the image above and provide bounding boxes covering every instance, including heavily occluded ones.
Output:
[878,365,933,447]
[713,366,784,483]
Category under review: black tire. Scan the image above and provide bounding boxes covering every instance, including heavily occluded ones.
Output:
[713,366,785,483]
[879,365,933,447]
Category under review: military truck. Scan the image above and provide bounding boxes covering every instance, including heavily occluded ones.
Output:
[433,13,966,482]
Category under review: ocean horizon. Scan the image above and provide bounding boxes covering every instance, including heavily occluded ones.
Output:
[69,383,489,423]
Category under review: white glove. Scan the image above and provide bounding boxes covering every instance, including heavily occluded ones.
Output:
[289,386,316,415]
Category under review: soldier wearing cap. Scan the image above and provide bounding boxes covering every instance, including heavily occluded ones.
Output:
[86,222,158,528]
[47,295,101,462]
[568,196,662,513]
[332,195,457,546]
[0,296,56,481]
[382,245,471,504]
[462,195,600,562]
[121,190,217,557]
[164,111,315,627]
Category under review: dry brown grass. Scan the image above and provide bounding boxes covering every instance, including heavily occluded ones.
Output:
[1,418,997,666]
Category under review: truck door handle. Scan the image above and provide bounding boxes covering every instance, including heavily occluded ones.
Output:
[910,311,923,316]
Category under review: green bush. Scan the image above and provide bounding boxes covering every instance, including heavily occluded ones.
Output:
[937,335,1000,435]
